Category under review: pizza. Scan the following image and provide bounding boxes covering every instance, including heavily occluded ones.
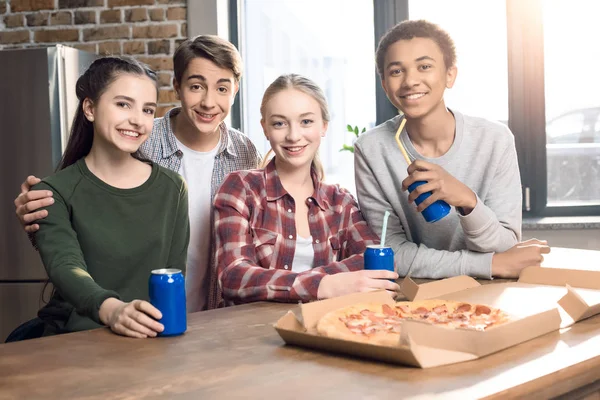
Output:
[316,299,512,347]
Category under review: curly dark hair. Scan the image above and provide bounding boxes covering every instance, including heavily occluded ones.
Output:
[375,19,456,78]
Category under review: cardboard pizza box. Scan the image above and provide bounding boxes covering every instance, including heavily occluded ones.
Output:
[273,287,562,368]
[401,265,600,328]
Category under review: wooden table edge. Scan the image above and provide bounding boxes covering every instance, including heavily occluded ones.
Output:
[483,354,600,399]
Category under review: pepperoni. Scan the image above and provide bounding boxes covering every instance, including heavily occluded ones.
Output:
[360,309,374,316]
[382,304,396,316]
[455,303,472,313]
[413,307,429,314]
[433,304,448,314]
[475,305,491,316]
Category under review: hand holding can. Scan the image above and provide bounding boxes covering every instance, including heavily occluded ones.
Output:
[149,268,187,336]
[394,118,450,223]
[407,181,451,223]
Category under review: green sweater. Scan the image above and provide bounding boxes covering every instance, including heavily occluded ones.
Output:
[33,158,189,333]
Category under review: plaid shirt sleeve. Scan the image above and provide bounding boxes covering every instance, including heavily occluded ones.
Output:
[214,174,381,304]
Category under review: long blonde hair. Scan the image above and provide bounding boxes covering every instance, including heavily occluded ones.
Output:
[259,74,330,181]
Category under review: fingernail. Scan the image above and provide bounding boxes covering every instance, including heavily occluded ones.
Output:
[49,198,54,204]
[47,191,53,196]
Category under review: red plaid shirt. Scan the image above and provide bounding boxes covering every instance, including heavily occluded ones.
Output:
[213,158,380,304]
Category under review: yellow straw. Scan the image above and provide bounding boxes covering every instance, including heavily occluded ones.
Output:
[394,117,411,165]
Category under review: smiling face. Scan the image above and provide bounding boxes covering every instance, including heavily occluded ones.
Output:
[173,57,239,136]
[261,88,328,172]
[381,37,457,121]
[83,73,157,154]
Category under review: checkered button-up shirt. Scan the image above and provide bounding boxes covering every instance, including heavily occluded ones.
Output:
[213,158,380,304]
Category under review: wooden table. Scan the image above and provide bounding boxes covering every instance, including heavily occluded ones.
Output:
[1,302,600,399]
[1,247,600,399]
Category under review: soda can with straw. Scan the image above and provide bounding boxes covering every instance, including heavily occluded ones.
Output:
[364,211,395,273]
[394,117,450,223]
[364,245,395,273]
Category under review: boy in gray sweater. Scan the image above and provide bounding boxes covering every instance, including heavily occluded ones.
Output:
[354,20,549,279]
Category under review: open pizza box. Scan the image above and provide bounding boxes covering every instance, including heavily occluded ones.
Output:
[274,265,600,368]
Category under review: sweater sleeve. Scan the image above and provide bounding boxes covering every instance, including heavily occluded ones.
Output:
[458,130,522,253]
[33,181,120,324]
[166,179,190,274]
[354,145,493,279]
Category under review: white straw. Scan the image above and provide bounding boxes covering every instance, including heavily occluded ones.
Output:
[380,211,390,248]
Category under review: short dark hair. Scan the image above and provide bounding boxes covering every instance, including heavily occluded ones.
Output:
[173,35,243,84]
[375,19,456,78]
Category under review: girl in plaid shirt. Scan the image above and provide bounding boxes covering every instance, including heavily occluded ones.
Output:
[213,74,400,305]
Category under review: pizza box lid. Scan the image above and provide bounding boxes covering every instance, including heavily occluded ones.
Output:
[401,264,600,326]
[400,275,481,301]
[273,290,562,368]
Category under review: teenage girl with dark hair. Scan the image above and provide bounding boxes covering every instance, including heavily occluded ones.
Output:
[32,56,189,338]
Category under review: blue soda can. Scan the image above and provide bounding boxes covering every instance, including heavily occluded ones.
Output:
[149,268,187,336]
[364,245,395,273]
[408,180,451,223]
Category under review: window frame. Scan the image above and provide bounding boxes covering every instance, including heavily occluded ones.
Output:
[228,0,243,131]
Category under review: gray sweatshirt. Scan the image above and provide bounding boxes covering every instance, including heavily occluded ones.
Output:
[354,111,522,279]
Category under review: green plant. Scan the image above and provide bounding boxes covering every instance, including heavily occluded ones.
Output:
[340,124,367,153]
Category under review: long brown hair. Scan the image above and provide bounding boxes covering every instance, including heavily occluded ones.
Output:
[56,56,158,171]
[259,74,330,181]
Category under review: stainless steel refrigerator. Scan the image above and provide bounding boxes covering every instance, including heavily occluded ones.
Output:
[0,45,97,342]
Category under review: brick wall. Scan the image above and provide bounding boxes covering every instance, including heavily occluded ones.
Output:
[0,0,187,116]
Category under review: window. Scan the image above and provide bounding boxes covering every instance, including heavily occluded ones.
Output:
[236,0,376,194]
[543,0,600,207]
